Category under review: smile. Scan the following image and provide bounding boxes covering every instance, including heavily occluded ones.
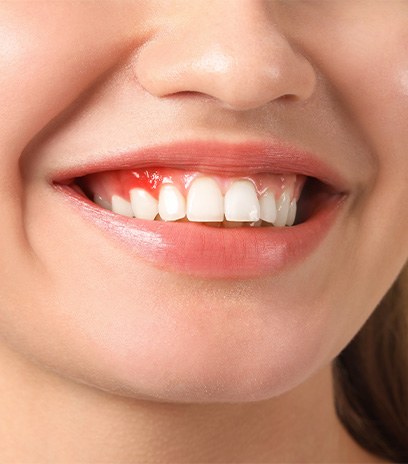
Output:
[75,168,304,227]
[52,140,350,279]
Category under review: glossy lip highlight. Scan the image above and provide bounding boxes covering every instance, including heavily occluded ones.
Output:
[55,183,347,279]
[51,139,350,279]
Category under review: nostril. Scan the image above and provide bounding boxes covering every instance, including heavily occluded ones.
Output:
[133,13,317,110]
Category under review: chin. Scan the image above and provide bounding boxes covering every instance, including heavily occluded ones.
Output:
[41,296,333,404]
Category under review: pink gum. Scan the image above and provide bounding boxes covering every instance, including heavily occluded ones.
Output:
[82,168,306,203]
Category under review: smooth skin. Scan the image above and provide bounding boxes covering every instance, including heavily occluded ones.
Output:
[0,1,407,462]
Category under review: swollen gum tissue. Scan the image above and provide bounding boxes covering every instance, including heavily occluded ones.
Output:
[82,167,304,201]
[77,167,306,227]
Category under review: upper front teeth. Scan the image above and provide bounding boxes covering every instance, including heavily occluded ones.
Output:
[158,184,186,221]
[224,180,260,222]
[187,176,224,222]
[103,175,299,227]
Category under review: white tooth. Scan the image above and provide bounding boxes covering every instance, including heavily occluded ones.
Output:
[259,190,277,224]
[286,199,297,226]
[158,184,186,221]
[186,176,224,222]
[130,188,158,220]
[94,194,112,211]
[274,190,291,227]
[111,195,133,217]
[224,180,260,222]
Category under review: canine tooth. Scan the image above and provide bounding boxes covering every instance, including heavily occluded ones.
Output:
[224,180,260,222]
[158,184,186,221]
[187,176,224,222]
[130,188,159,220]
[286,199,297,226]
[259,190,277,224]
[94,194,112,211]
[111,195,133,217]
[274,191,291,227]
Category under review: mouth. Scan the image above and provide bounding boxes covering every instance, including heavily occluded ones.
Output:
[52,140,349,279]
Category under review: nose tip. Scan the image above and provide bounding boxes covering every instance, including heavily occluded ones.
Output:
[134,10,317,111]
[190,47,315,111]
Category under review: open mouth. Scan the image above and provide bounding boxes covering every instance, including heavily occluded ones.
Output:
[52,141,349,278]
[65,167,337,229]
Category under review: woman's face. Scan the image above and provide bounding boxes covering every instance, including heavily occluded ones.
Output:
[1,0,407,402]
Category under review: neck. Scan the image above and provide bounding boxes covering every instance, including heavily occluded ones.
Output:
[0,344,384,463]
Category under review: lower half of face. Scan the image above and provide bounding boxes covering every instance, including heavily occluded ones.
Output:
[1,168,406,404]
[0,0,408,404]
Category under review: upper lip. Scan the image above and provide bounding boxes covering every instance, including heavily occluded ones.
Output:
[51,139,350,193]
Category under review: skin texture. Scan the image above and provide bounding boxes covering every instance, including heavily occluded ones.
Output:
[0,0,407,461]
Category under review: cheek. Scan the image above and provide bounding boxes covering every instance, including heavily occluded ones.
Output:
[0,4,134,273]
[0,2,142,158]
[347,47,408,260]
[0,2,150,333]
[312,21,408,284]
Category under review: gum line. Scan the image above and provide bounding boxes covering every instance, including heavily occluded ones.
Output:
[80,167,305,203]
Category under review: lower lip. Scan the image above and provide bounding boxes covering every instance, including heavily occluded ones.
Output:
[55,185,347,279]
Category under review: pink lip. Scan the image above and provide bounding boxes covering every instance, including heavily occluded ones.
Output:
[52,140,350,279]
[52,140,350,193]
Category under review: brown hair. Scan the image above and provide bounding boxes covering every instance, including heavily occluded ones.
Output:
[333,263,408,463]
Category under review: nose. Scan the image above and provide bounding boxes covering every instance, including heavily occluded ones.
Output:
[134,0,316,111]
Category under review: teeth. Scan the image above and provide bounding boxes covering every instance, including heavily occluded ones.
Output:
[93,175,301,227]
[224,180,260,222]
[111,195,133,217]
[187,176,224,222]
[274,191,291,227]
[158,184,186,221]
[130,188,159,220]
[94,194,112,211]
[286,199,297,226]
[259,190,277,224]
